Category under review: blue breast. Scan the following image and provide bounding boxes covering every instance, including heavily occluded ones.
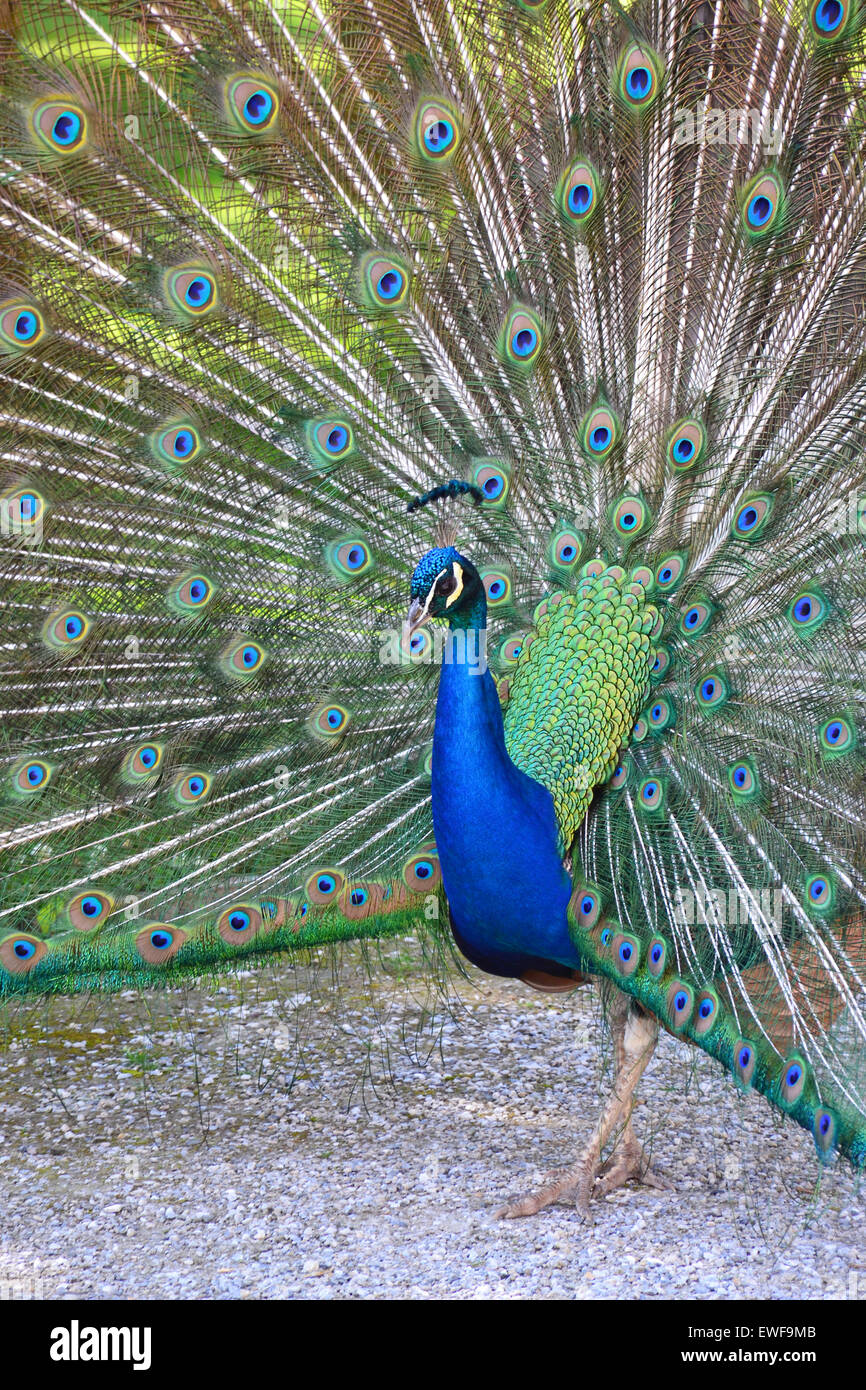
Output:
[431,638,579,976]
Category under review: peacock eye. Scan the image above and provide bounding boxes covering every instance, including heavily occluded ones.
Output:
[436,573,456,596]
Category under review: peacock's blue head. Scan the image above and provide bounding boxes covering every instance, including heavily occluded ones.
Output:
[406,546,486,635]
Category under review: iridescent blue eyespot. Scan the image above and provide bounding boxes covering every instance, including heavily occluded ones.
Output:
[65,614,83,639]
[740,1046,751,1068]
[424,118,454,153]
[747,195,772,227]
[189,580,206,603]
[581,895,594,915]
[188,776,204,796]
[512,327,537,358]
[786,1064,801,1087]
[185,276,212,308]
[244,89,274,125]
[350,888,368,907]
[326,425,348,453]
[672,438,694,463]
[27,765,45,786]
[15,311,38,341]
[52,110,82,146]
[619,941,633,963]
[652,944,663,964]
[568,183,593,216]
[600,926,613,946]
[699,998,714,1019]
[173,429,194,458]
[591,425,612,451]
[81,896,101,918]
[317,874,336,894]
[13,940,36,960]
[150,930,171,950]
[377,269,404,300]
[626,66,651,99]
[229,910,250,931]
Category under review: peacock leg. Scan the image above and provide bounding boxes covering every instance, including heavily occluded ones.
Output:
[496,989,667,1219]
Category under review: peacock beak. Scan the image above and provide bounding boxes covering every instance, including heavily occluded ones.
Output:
[403,598,431,647]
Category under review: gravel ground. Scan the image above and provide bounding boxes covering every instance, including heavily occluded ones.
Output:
[0,938,863,1300]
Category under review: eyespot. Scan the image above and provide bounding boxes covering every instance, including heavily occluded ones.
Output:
[646,696,675,731]
[742,171,785,237]
[557,157,600,226]
[631,717,648,743]
[500,305,543,368]
[731,493,774,540]
[217,902,264,944]
[470,458,510,506]
[327,537,373,580]
[680,600,713,637]
[164,265,218,318]
[359,252,410,309]
[638,776,666,813]
[805,873,835,914]
[499,633,527,667]
[305,417,356,465]
[818,715,855,757]
[304,869,345,906]
[0,299,46,352]
[66,889,114,930]
[119,742,164,784]
[168,571,215,614]
[694,990,720,1036]
[12,758,52,796]
[654,554,687,591]
[813,1108,838,1158]
[647,937,666,977]
[811,0,852,38]
[733,1040,756,1088]
[415,98,460,162]
[581,405,620,457]
[311,702,351,739]
[172,771,210,804]
[695,670,729,709]
[31,99,87,152]
[135,923,187,964]
[225,76,279,133]
[42,607,90,650]
[571,885,602,930]
[151,422,203,467]
[609,760,629,789]
[727,759,759,800]
[650,646,670,680]
[0,933,47,975]
[220,637,266,679]
[612,932,640,977]
[404,850,441,892]
[597,924,614,952]
[780,1055,808,1107]
[667,980,694,1030]
[545,525,584,571]
[1,486,45,532]
[786,589,827,633]
[611,495,650,539]
[342,882,385,920]
[617,41,663,110]
[481,569,512,606]
[665,419,706,471]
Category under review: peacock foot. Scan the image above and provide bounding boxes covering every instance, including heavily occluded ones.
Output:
[495,1127,673,1220]
[494,1156,598,1221]
[593,1131,673,1199]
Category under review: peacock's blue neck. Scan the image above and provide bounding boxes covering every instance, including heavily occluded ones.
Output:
[430,608,579,976]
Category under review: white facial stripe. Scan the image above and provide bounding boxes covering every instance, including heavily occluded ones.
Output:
[444,561,464,608]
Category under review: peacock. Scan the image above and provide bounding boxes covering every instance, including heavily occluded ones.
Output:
[1,0,865,1222]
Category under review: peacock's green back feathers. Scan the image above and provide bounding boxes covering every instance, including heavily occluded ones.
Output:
[0,0,865,1168]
